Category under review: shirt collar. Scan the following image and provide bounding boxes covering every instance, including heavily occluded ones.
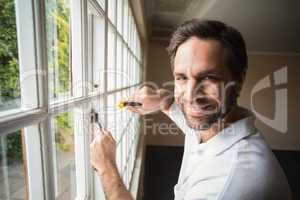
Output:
[191,116,257,156]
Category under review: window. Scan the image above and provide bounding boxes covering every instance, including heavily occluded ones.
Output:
[0,0,20,113]
[116,35,123,89]
[88,3,105,94]
[51,111,76,199]
[88,0,143,192]
[107,24,116,91]
[0,0,40,116]
[0,124,44,199]
[116,0,123,34]
[0,130,27,199]
[46,0,73,102]
[0,0,143,199]
[108,0,116,26]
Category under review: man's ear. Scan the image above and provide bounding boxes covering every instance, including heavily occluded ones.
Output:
[237,72,246,96]
[224,79,241,104]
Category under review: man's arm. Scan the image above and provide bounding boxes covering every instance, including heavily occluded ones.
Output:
[89,86,174,199]
[90,128,133,200]
[98,163,132,200]
[158,88,175,115]
[126,86,174,116]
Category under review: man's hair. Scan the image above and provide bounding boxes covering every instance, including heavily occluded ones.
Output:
[167,19,248,81]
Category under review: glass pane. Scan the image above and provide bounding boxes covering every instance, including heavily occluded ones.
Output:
[123,0,128,42]
[107,25,116,91]
[121,89,128,130]
[128,53,132,86]
[116,0,123,34]
[106,94,116,137]
[128,13,132,49]
[132,27,137,55]
[89,11,105,93]
[0,0,21,112]
[0,130,27,199]
[115,91,122,142]
[51,111,76,199]
[46,0,72,102]
[116,36,123,89]
[108,0,116,25]
[122,45,128,88]
[97,0,105,11]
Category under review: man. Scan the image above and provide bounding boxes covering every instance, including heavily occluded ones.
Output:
[90,19,292,199]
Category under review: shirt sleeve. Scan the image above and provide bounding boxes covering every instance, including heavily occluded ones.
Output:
[182,179,224,200]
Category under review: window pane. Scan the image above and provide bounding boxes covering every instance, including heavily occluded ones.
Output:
[88,7,105,94]
[0,0,20,112]
[106,93,116,137]
[116,0,123,34]
[123,0,128,42]
[46,0,72,102]
[107,25,116,91]
[115,91,122,142]
[128,13,132,50]
[122,45,128,88]
[0,130,27,199]
[128,53,132,85]
[97,0,105,11]
[116,36,123,89]
[51,111,76,199]
[108,0,116,25]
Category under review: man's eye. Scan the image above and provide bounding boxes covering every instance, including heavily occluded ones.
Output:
[203,75,219,81]
[176,76,187,81]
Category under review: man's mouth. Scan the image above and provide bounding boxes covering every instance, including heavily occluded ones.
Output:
[185,104,217,117]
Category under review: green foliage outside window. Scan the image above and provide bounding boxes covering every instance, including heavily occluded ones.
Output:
[0,0,20,110]
[0,0,73,164]
[46,0,74,152]
[55,112,74,152]
[0,0,22,165]
[0,131,23,165]
[46,0,71,98]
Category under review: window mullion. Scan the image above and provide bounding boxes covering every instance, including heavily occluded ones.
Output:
[23,125,45,199]
[71,1,91,199]
[73,106,88,199]
[103,0,108,127]
[40,120,56,200]
[71,0,85,98]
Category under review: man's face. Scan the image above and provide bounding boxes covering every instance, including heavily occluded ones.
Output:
[173,37,237,130]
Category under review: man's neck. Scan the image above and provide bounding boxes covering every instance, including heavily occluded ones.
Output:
[199,106,252,143]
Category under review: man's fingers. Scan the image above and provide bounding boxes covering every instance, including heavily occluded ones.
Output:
[91,124,98,138]
[102,129,116,143]
[126,106,142,114]
[97,128,115,141]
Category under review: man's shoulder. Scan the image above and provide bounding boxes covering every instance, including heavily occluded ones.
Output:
[233,131,279,175]
[222,131,292,200]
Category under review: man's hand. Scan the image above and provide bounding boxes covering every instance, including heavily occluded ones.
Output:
[90,128,133,200]
[127,85,174,115]
[90,128,117,174]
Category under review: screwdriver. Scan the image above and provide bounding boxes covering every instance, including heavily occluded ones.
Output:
[118,101,143,109]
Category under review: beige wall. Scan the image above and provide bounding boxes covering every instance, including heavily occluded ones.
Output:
[145,42,300,150]
[145,43,185,146]
[239,53,300,150]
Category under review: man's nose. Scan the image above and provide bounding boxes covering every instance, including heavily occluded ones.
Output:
[185,80,202,103]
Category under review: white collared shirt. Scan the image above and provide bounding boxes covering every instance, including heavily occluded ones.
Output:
[168,102,292,200]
